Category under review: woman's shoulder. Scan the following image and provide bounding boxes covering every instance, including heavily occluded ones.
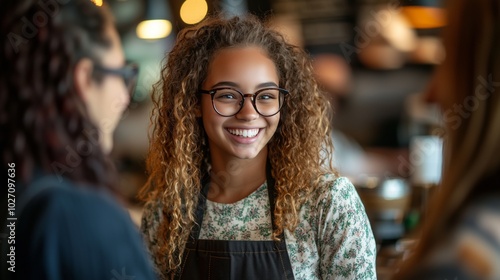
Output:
[309,174,360,204]
[294,174,376,279]
[23,177,113,207]
[14,179,156,280]
[19,178,133,232]
[304,174,368,219]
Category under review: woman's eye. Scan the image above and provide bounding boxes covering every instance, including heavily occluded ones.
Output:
[217,93,236,99]
[257,92,277,100]
[214,90,240,102]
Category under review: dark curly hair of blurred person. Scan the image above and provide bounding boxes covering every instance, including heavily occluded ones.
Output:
[139,14,335,275]
[0,0,118,193]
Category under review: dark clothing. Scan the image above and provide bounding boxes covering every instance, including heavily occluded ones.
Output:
[176,165,295,280]
[1,176,156,280]
[179,238,295,280]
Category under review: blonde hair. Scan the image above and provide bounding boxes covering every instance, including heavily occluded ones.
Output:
[396,0,500,277]
[139,15,335,276]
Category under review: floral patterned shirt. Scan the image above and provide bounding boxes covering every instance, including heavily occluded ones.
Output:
[141,175,377,280]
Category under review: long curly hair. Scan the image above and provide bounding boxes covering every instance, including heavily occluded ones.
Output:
[140,14,335,276]
[0,0,117,192]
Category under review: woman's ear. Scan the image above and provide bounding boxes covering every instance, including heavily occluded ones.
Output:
[73,58,94,101]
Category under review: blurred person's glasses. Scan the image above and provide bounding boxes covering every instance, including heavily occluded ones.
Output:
[94,61,139,97]
[200,87,289,117]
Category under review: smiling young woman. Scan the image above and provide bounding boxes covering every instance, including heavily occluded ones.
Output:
[140,15,376,280]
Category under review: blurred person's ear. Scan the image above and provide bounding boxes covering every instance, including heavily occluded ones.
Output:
[74,58,95,100]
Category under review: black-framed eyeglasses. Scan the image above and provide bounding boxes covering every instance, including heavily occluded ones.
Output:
[200,87,289,117]
[94,61,139,97]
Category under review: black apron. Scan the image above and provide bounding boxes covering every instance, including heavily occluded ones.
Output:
[176,164,295,280]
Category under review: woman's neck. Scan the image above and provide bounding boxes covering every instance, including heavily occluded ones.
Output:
[207,148,268,204]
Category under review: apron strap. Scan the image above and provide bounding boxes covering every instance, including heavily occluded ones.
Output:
[190,172,210,241]
[265,159,284,239]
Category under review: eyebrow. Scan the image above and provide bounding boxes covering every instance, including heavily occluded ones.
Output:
[211,81,279,89]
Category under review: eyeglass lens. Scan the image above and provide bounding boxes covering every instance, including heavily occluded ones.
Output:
[94,62,139,96]
[212,88,284,117]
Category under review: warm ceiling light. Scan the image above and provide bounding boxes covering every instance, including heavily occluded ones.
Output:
[137,0,172,39]
[402,6,446,29]
[400,0,446,29]
[180,0,208,25]
[136,19,172,39]
[91,0,103,6]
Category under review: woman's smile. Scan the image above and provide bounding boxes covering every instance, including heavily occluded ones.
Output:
[226,128,260,138]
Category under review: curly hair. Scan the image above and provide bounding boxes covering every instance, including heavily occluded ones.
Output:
[0,0,117,192]
[140,14,335,276]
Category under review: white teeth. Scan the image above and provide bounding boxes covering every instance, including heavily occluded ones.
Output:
[228,128,259,138]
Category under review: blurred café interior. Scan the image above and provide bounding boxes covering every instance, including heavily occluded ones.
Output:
[103,0,445,278]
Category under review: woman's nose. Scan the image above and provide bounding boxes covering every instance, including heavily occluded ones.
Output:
[235,96,259,120]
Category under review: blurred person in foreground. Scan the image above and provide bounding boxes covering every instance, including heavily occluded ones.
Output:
[393,0,500,279]
[0,0,156,279]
